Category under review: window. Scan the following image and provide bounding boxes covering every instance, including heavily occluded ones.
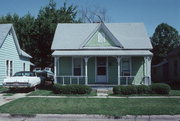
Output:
[10,61,13,76]
[73,58,82,76]
[6,60,9,76]
[23,63,25,71]
[98,32,106,43]
[97,57,107,75]
[121,58,130,76]
[174,60,178,76]
[6,60,13,76]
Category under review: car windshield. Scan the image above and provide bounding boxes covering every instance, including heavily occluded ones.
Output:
[14,72,36,77]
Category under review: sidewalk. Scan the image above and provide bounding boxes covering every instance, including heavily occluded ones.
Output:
[27,95,180,98]
[0,93,26,106]
[0,114,180,121]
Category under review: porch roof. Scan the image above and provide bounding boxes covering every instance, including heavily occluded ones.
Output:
[52,50,152,56]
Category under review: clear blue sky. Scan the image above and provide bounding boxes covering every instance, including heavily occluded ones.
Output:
[0,0,179,36]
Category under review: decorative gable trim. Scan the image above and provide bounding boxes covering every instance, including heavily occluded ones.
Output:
[79,23,124,49]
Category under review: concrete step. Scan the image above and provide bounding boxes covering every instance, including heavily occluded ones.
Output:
[96,89,109,93]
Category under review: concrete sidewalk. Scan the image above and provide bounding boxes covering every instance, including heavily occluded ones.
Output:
[27,95,180,98]
[0,93,26,106]
[0,114,180,121]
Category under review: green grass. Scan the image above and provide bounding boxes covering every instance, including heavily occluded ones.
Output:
[0,97,180,116]
[169,90,180,96]
[0,86,9,92]
[110,90,180,96]
[3,93,14,96]
[27,89,97,96]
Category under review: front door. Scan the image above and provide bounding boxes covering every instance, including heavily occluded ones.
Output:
[96,57,107,83]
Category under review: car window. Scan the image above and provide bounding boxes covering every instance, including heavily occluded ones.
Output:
[14,72,36,76]
[14,72,22,76]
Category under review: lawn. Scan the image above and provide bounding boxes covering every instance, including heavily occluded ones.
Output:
[0,97,180,116]
[27,89,97,96]
[0,86,8,92]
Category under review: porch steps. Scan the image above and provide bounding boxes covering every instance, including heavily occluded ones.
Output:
[96,89,109,97]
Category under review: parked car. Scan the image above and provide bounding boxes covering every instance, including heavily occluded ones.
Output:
[36,71,54,87]
[33,67,42,72]
[3,71,41,89]
[43,67,54,77]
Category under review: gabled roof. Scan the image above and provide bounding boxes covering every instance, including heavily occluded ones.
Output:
[80,23,123,48]
[0,24,31,58]
[51,23,152,50]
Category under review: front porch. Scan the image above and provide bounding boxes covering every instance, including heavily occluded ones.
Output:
[54,55,152,86]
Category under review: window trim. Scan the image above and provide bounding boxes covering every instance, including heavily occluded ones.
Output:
[121,57,132,76]
[23,63,26,71]
[5,60,14,77]
[72,57,83,76]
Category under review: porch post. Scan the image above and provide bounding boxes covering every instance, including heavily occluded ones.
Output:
[117,56,121,85]
[84,56,89,85]
[144,56,152,85]
[57,57,60,75]
[54,56,57,84]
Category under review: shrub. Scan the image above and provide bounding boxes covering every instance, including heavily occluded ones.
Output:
[136,85,150,94]
[53,84,91,94]
[113,86,122,94]
[113,85,137,95]
[149,83,171,94]
[53,84,63,94]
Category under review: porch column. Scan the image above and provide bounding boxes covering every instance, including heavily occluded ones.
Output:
[117,56,121,85]
[84,56,89,85]
[54,56,57,84]
[144,56,152,85]
[57,57,60,75]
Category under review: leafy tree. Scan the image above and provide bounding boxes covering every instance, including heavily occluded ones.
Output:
[34,0,78,67]
[0,0,79,68]
[151,23,180,64]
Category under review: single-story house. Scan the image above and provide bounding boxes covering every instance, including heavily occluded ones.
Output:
[0,24,31,85]
[152,47,180,82]
[51,23,153,86]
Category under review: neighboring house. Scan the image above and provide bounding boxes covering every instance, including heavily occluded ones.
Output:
[51,23,153,86]
[0,24,31,85]
[152,47,180,82]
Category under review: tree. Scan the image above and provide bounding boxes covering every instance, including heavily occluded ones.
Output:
[151,23,180,64]
[79,7,110,23]
[33,0,78,67]
[0,0,79,68]
[0,13,35,55]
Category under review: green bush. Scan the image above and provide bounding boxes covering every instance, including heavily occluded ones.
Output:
[136,85,150,94]
[113,85,137,95]
[53,84,91,94]
[113,84,171,95]
[149,83,171,94]
[53,84,63,94]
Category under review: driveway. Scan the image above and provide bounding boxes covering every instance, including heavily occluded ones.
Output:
[0,114,180,121]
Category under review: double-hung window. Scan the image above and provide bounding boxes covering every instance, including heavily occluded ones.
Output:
[121,58,130,76]
[23,63,26,71]
[6,60,13,77]
[73,58,82,76]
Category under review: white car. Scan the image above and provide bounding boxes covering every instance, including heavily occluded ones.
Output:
[3,71,41,88]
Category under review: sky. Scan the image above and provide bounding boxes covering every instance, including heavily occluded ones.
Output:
[0,0,179,36]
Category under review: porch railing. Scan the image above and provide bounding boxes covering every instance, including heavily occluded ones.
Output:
[55,75,150,85]
[56,76,86,85]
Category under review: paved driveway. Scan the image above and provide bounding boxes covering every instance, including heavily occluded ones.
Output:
[0,114,180,121]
